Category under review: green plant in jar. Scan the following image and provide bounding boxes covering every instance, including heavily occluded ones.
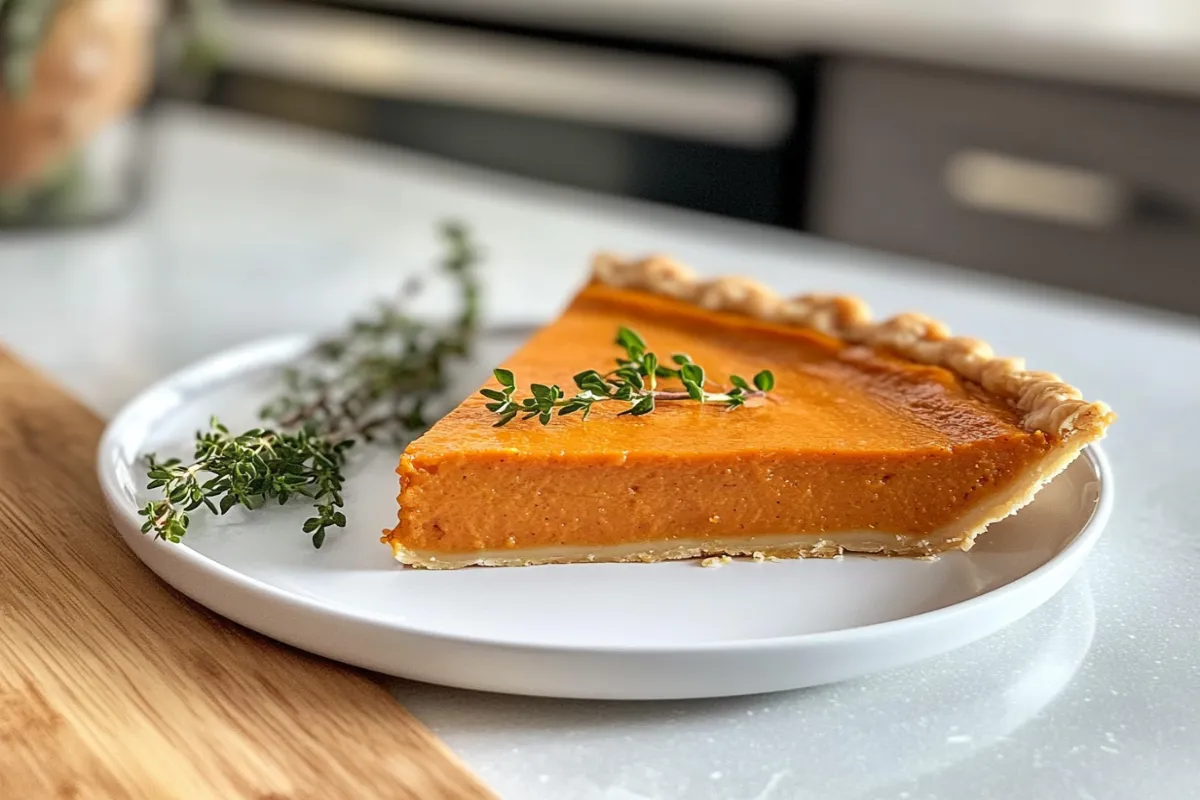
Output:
[0,0,221,225]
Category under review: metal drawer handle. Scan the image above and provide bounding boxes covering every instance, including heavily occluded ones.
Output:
[944,150,1128,229]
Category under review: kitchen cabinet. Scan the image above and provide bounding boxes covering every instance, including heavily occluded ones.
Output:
[810,58,1200,315]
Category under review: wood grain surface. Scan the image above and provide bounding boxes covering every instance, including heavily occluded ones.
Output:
[0,350,494,800]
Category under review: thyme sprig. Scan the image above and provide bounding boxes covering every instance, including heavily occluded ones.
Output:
[259,221,480,447]
[484,326,776,426]
[139,221,482,548]
[139,420,352,548]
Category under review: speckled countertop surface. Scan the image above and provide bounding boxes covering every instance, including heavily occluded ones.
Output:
[2,107,1197,800]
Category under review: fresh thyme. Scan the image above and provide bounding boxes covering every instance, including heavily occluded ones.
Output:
[140,421,352,548]
[139,221,483,548]
[483,326,776,426]
[259,221,480,446]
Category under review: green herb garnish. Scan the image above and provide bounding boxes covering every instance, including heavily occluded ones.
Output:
[484,326,776,426]
[139,221,483,548]
[139,419,352,549]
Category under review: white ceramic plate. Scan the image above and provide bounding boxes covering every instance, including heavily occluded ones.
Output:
[97,329,1112,700]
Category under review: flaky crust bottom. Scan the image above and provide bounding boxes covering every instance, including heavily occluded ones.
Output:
[391,533,944,569]
[389,437,1102,569]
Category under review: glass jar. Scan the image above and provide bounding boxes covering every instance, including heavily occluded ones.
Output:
[0,0,159,229]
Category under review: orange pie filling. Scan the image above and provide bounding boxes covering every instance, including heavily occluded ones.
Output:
[383,281,1097,568]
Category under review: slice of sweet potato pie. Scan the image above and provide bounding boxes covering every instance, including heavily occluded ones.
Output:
[384,254,1114,568]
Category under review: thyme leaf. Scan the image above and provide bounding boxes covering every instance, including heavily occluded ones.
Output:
[140,221,483,548]
[484,327,776,426]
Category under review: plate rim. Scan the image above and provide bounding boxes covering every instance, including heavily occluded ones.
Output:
[97,333,1114,657]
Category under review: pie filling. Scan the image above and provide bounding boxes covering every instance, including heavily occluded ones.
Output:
[395,442,1050,552]
[384,280,1108,568]
[388,436,1090,567]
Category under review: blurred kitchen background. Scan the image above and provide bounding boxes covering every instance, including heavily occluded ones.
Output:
[5,0,1200,315]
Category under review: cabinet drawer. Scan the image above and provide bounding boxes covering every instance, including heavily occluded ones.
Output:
[810,58,1200,316]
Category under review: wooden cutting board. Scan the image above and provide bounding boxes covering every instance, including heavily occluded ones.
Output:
[0,349,494,800]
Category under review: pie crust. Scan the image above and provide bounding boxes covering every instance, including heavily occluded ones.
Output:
[590,253,1112,439]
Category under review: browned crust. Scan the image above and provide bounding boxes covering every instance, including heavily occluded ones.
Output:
[590,253,1116,439]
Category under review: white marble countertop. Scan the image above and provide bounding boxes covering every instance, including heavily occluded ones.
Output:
[361,0,1200,98]
[3,107,1199,799]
